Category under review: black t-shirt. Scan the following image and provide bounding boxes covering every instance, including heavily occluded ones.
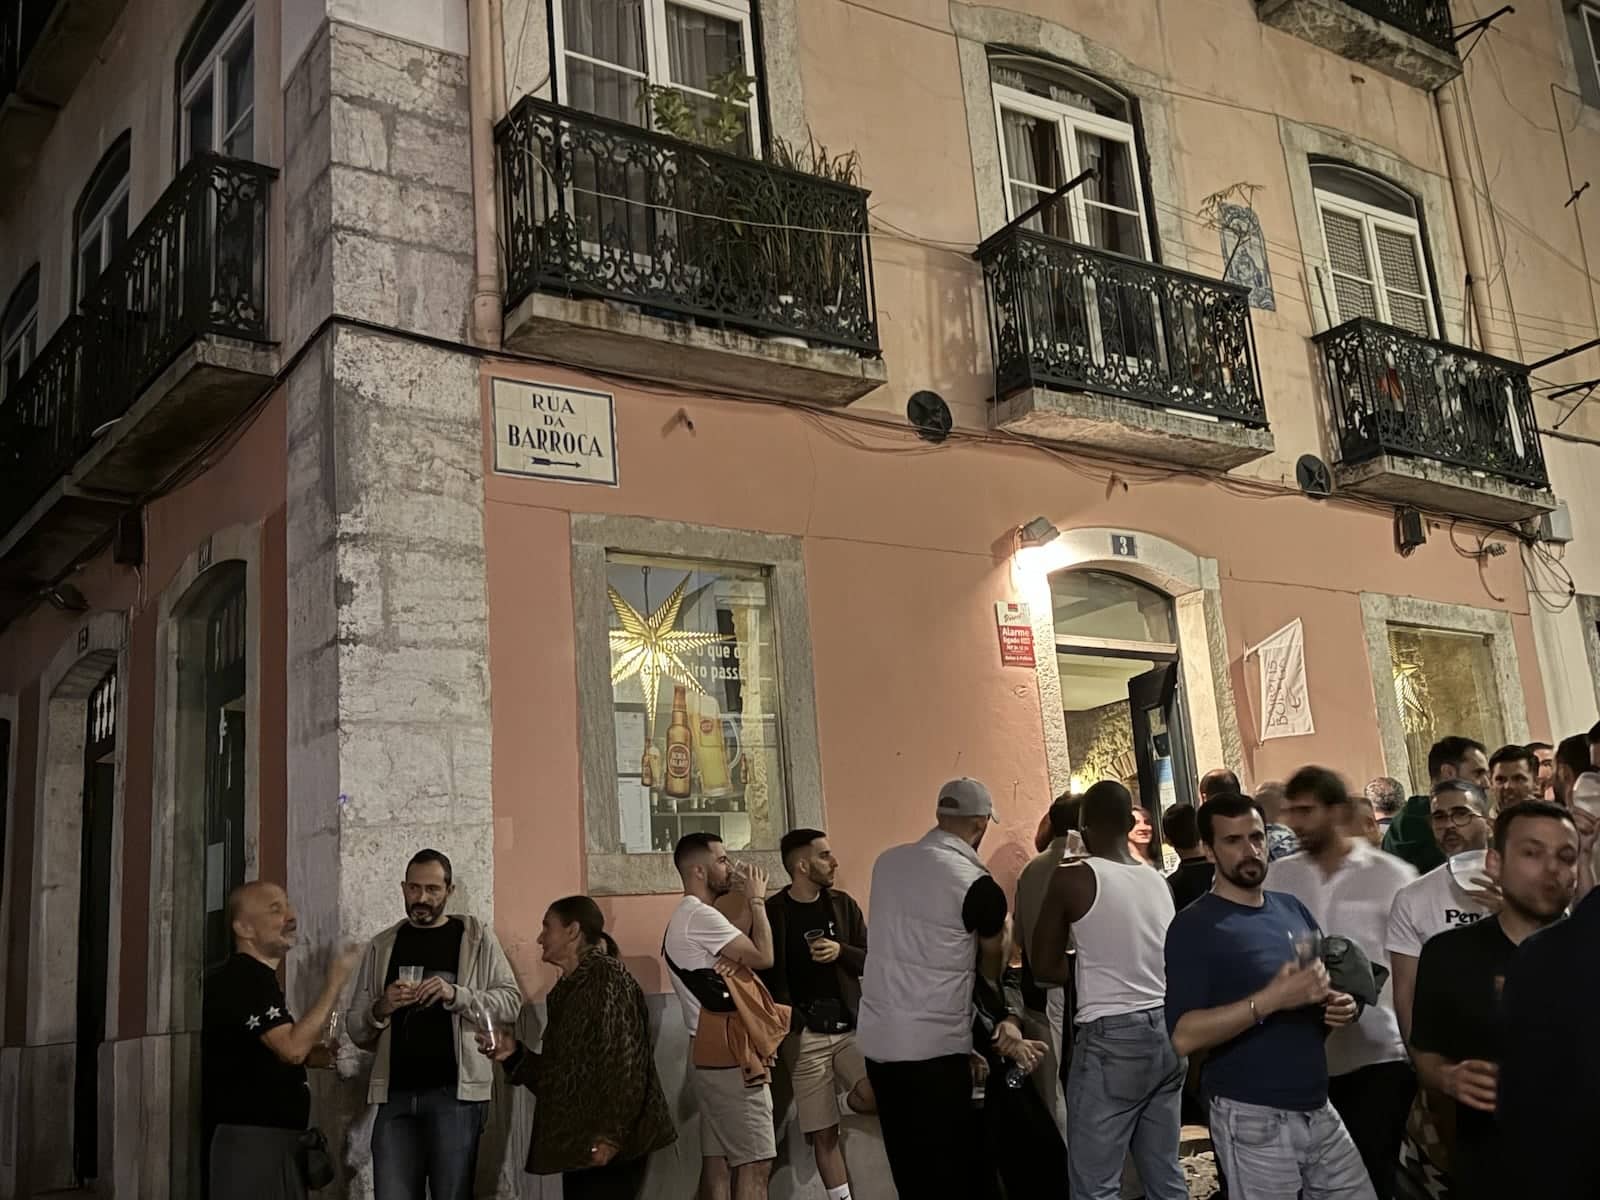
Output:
[962,875,1008,938]
[201,953,309,1131]
[1167,858,1214,912]
[1497,891,1598,1199]
[1410,914,1521,1198]
[782,892,844,1010]
[385,917,466,1090]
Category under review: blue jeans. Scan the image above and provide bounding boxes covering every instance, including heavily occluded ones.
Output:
[1065,1008,1188,1200]
[371,1086,486,1200]
[1209,1095,1377,1200]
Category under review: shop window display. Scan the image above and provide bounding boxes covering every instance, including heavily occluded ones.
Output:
[607,553,785,854]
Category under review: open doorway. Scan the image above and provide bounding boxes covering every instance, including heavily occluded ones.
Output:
[75,666,117,1184]
[1051,569,1194,863]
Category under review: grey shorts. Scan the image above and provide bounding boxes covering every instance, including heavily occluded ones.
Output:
[691,1064,776,1167]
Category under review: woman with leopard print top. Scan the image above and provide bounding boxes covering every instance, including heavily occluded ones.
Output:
[478,896,675,1199]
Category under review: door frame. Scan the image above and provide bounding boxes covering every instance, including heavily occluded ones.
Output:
[1014,527,1245,803]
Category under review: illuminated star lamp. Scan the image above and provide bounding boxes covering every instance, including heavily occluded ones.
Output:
[608,575,730,743]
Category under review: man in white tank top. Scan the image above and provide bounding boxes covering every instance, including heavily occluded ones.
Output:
[1030,780,1188,1200]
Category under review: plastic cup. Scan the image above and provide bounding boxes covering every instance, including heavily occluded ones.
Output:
[1448,850,1489,885]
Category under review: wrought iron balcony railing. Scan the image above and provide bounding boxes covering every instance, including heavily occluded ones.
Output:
[495,96,879,354]
[1341,0,1455,54]
[0,152,274,532]
[976,227,1267,426]
[1314,317,1547,488]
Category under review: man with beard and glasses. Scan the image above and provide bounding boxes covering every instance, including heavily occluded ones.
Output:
[204,883,361,1199]
[1384,737,1489,873]
[1272,768,1416,1199]
[1385,781,1495,1041]
[346,849,522,1200]
[665,833,778,1200]
[1164,794,1372,1200]
[1409,803,1581,1200]
[1488,745,1540,813]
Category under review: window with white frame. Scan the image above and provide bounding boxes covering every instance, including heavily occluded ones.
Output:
[1313,162,1435,338]
[74,139,131,303]
[990,53,1152,260]
[553,0,760,154]
[2,267,39,402]
[179,0,255,162]
[1582,5,1600,97]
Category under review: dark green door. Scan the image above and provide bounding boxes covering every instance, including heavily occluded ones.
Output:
[75,667,117,1183]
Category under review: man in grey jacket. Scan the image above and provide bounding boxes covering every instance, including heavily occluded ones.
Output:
[345,848,522,1200]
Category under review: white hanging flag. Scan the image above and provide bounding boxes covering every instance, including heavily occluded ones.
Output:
[1253,619,1315,741]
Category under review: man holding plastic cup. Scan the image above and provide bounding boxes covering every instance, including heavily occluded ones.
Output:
[345,848,523,1200]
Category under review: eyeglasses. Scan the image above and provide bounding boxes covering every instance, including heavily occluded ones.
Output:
[1428,806,1484,828]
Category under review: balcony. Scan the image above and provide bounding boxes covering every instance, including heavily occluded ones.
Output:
[1256,0,1461,90]
[0,0,130,196]
[495,97,885,405]
[976,227,1273,469]
[1315,317,1554,522]
[0,153,278,625]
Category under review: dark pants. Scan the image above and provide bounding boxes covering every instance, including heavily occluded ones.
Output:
[371,1086,486,1200]
[1329,1060,1417,1200]
[209,1124,306,1200]
[866,1055,986,1197]
[563,1154,650,1200]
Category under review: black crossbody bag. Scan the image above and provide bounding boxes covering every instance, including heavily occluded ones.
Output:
[298,1127,335,1190]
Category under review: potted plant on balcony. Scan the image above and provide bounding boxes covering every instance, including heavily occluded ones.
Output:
[766,132,864,346]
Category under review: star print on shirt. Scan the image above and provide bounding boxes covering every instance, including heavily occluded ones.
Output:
[246,1015,261,1030]
[266,1006,282,1019]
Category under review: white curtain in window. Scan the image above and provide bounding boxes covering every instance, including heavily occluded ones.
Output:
[563,0,647,123]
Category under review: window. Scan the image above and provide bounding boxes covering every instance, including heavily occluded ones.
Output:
[1314,162,1435,337]
[607,553,786,854]
[2,266,39,401]
[74,136,131,303]
[553,0,760,153]
[1582,5,1600,98]
[179,0,255,161]
[991,54,1152,259]
[1388,625,1505,795]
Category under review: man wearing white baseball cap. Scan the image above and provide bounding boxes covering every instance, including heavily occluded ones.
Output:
[857,778,1037,1195]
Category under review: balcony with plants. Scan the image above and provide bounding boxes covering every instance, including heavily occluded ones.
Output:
[976,210,1273,470]
[0,152,277,624]
[1,0,131,193]
[1314,316,1555,522]
[1254,0,1461,90]
[494,71,885,405]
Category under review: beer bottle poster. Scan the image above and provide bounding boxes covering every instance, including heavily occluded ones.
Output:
[606,556,786,853]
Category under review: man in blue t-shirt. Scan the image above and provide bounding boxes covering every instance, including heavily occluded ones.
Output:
[1164,793,1376,1200]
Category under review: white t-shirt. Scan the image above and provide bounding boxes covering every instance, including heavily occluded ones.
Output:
[663,895,741,1034]
[1385,862,1492,959]
[1269,843,1416,1074]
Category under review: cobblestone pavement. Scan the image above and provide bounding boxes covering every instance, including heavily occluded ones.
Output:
[1183,1150,1219,1199]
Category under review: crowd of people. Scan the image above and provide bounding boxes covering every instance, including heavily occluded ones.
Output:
[199,725,1600,1200]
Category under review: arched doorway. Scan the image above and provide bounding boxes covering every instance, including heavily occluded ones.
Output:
[1049,568,1195,856]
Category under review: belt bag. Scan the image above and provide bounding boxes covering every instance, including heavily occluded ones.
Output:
[797,998,851,1036]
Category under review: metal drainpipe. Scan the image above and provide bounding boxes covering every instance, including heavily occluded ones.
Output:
[467,0,504,349]
[1434,79,1505,358]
